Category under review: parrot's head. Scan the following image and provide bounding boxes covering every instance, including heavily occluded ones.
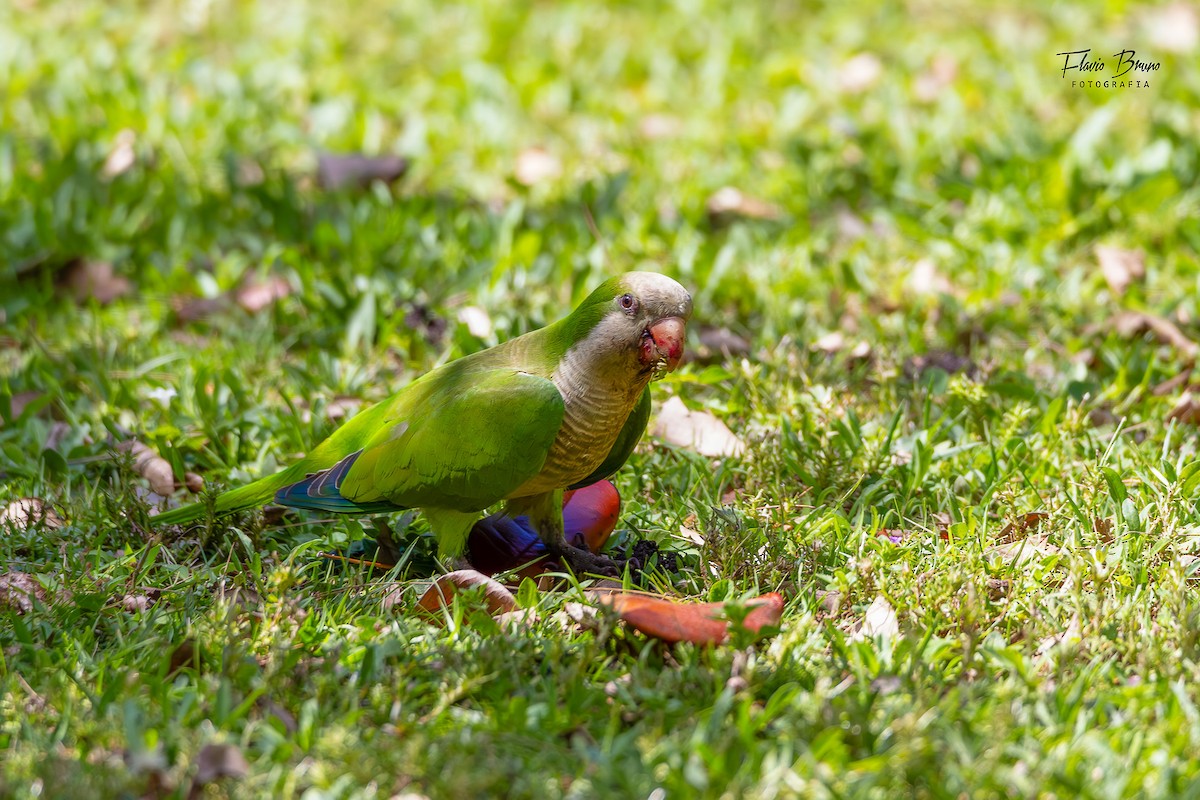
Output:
[565,272,693,384]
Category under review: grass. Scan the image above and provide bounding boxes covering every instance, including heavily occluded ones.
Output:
[4,0,1200,796]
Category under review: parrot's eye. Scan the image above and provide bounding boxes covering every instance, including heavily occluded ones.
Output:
[618,293,637,313]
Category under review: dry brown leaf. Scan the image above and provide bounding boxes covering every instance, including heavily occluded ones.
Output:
[1169,390,1200,425]
[323,396,362,421]
[1111,311,1199,357]
[814,331,846,353]
[1036,615,1082,657]
[415,570,518,617]
[638,114,681,140]
[1144,2,1198,53]
[193,743,249,786]
[816,589,842,615]
[1097,245,1146,296]
[693,326,751,364]
[0,572,47,614]
[593,591,783,645]
[706,186,783,225]
[121,593,155,613]
[906,258,954,296]
[914,54,958,102]
[7,390,45,422]
[495,608,540,630]
[118,441,176,495]
[852,595,899,640]
[59,260,132,305]
[101,129,137,179]
[997,511,1049,542]
[235,275,291,313]
[514,147,561,186]
[184,472,205,494]
[1,498,63,531]
[316,152,409,190]
[838,53,883,93]
[457,305,493,339]
[987,535,1060,564]
[653,396,746,458]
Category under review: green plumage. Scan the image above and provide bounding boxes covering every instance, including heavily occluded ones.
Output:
[152,272,685,566]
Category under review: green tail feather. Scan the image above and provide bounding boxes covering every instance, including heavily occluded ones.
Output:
[152,464,308,527]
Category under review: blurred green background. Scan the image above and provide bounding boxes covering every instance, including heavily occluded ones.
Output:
[4,1,1200,797]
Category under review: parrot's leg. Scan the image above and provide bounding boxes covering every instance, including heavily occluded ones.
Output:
[510,490,620,577]
[425,508,482,562]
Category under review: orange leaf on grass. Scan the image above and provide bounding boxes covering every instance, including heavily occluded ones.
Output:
[595,591,784,645]
[415,570,518,617]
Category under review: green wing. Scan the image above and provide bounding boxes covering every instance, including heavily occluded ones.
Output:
[568,386,650,490]
[337,368,565,512]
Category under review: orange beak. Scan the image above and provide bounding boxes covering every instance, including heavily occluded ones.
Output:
[644,316,686,374]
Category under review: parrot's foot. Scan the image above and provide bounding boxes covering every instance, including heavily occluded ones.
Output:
[547,541,622,578]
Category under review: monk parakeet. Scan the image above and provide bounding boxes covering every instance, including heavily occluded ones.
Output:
[155,272,692,576]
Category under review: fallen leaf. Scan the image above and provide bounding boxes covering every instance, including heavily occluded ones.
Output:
[997,511,1049,542]
[914,54,958,101]
[555,601,600,633]
[193,743,249,786]
[638,114,681,140]
[986,535,1060,564]
[1169,390,1200,425]
[653,396,746,458]
[495,608,540,630]
[58,259,132,305]
[0,572,46,614]
[849,341,873,360]
[835,208,870,241]
[1144,2,1198,53]
[323,396,362,421]
[457,305,493,339]
[1036,615,1082,657]
[903,350,978,379]
[170,294,231,323]
[694,326,751,363]
[1110,311,1199,357]
[184,472,205,493]
[6,390,45,423]
[168,639,200,674]
[118,441,176,495]
[816,589,842,615]
[101,129,137,179]
[416,570,518,617]
[316,152,409,190]
[906,258,954,296]
[705,186,782,225]
[677,525,705,546]
[514,147,561,186]
[1,498,63,531]
[814,331,846,353]
[1097,245,1145,296]
[235,275,291,313]
[852,595,898,640]
[593,591,783,645]
[121,593,156,613]
[838,53,883,93]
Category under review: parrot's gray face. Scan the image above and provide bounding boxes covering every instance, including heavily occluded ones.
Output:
[612,272,693,381]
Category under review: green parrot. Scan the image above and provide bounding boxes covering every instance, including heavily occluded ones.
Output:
[154,271,692,576]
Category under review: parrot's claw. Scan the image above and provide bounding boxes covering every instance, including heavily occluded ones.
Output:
[548,542,622,578]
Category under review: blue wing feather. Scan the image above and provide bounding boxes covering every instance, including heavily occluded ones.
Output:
[274,450,403,514]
